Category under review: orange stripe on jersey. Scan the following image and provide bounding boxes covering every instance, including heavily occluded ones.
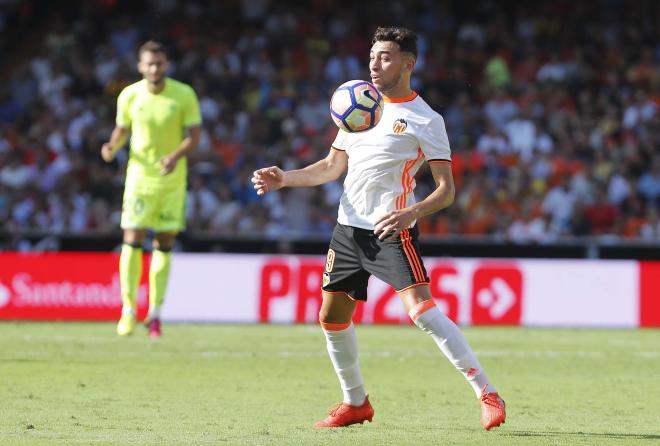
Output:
[397,149,424,210]
[383,91,418,103]
[403,161,412,203]
[398,159,414,209]
[396,149,426,281]
[396,160,410,209]
[400,229,425,282]
[405,149,423,196]
[320,321,351,331]
[428,159,451,164]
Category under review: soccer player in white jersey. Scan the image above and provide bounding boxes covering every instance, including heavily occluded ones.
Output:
[252,26,506,430]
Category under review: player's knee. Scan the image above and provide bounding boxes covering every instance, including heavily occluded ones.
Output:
[123,229,145,246]
[319,292,356,325]
[152,241,173,252]
[153,235,176,251]
[318,309,330,324]
[318,308,353,325]
[318,309,343,325]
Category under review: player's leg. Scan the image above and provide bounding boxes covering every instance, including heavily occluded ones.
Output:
[146,232,176,338]
[315,224,374,427]
[365,226,505,429]
[401,286,505,429]
[315,291,374,428]
[117,228,146,336]
[145,185,185,337]
[118,185,159,335]
[319,292,364,405]
[370,225,499,397]
[400,285,496,395]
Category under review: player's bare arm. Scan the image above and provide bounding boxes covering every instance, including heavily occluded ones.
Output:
[374,162,455,240]
[160,126,201,175]
[101,127,129,162]
[252,148,348,196]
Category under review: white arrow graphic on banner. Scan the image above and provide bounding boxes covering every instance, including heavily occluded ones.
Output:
[476,277,515,319]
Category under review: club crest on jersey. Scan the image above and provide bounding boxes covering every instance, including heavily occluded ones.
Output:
[393,118,408,134]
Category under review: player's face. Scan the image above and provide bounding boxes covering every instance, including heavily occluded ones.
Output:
[138,51,169,85]
[369,41,413,94]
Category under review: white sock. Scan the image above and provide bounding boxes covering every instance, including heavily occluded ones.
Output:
[410,301,496,398]
[148,305,161,320]
[322,323,367,406]
[121,305,135,316]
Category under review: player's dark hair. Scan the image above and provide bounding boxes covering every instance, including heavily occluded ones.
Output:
[372,26,417,58]
[138,40,168,59]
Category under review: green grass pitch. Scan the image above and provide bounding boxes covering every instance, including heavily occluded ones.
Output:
[1,323,659,445]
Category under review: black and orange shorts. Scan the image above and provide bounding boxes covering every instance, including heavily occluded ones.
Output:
[321,223,429,301]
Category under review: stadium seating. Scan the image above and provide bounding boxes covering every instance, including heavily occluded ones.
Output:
[0,0,658,249]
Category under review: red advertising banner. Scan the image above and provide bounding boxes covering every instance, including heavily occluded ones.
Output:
[0,253,650,327]
[256,258,526,325]
[0,253,148,321]
[639,261,660,327]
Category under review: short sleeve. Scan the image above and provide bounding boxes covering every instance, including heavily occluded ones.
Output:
[183,86,202,128]
[331,128,350,151]
[418,115,451,162]
[116,87,132,128]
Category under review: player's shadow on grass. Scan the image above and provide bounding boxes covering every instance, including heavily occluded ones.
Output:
[504,430,660,441]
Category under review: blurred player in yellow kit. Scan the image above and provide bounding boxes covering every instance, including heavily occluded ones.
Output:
[101,41,201,338]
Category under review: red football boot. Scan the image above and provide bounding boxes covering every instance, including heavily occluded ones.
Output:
[480,386,506,430]
[148,318,162,339]
[314,395,374,428]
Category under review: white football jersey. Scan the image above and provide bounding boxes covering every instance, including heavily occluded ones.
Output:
[331,92,452,230]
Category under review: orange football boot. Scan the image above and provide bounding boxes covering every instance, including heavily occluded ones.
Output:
[314,395,374,428]
[480,386,506,430]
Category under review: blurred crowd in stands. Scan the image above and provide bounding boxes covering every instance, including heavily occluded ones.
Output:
[0,0,659,249]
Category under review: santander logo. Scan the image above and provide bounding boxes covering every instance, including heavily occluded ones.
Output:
[0,281,10,308]
[471,265,523,324]
[8,273,126,308]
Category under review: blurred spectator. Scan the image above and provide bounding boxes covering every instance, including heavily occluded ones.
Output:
[484,88,518,131]
[542,176,577,232]
[507,200,548,244]
[569,201,592,237]
[585,188,619,235]
[504,106,536,161]
[296,87,329,134]
[0,150,35,189]
[477,124,509,156]
[637,159,660,207]
[640,207,660,241]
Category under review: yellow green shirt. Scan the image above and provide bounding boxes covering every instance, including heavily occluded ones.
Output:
[116,77,201,189]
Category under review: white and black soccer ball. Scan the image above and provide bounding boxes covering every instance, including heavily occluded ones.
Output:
[329,80,384,133]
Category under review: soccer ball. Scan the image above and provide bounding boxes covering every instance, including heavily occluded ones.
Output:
[330,80,384,133]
